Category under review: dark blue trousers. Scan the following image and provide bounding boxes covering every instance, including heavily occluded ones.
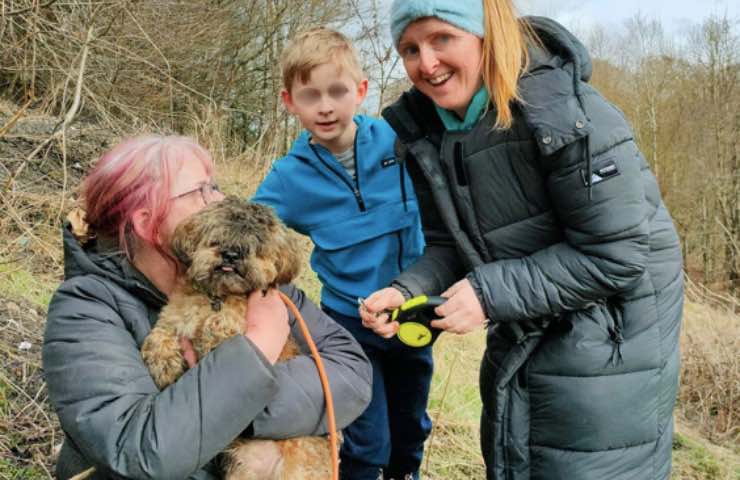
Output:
[322,306,434,480]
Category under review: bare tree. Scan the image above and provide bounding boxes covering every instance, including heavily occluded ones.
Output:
[690,14,740,293]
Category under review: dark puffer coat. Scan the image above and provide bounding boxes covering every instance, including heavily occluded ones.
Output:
[382,17,683,480]
[43,225,372,479]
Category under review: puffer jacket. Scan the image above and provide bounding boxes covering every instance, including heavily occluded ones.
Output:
[382,17,683,480]
[43,224,372,479]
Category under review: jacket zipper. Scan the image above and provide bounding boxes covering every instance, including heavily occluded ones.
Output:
[308,134,366,212]
[395,231,404,271]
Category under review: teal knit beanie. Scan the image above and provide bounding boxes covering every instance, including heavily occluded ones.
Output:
[390,0,485,46]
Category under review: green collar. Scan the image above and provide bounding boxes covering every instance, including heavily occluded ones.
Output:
[434,86,490,131]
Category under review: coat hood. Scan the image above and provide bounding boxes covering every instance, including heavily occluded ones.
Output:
[526,16,592,83]
[516,16,595,156]
[286,115,374,163]
[61,222,166,307]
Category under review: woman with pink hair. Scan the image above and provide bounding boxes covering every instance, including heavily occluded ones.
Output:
[43,135,371,479]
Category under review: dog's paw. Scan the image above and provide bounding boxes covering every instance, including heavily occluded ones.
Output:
[141,327,187,389]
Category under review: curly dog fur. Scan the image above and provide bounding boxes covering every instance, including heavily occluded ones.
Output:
[141,196,333,479]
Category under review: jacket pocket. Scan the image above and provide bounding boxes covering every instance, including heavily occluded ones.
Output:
[309,201,421,283]
[310,201,418,250]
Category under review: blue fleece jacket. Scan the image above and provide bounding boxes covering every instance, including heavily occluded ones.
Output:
[253,115,424,327]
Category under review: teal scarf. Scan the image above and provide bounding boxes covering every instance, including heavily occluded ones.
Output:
[434,86,490,131]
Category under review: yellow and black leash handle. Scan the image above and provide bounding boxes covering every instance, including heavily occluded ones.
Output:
[391,295,446,348]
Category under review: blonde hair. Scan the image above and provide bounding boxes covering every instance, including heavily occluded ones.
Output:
[280,28,364,91]
[481,0,540,129]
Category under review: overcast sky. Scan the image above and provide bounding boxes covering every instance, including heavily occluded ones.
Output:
[515,0,738,33]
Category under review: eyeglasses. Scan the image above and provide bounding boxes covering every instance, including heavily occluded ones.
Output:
[170,181,221,205]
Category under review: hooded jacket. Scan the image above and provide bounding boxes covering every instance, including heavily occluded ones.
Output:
[253,115,424,344]
[43,224,372,479]
[382,17,683,480]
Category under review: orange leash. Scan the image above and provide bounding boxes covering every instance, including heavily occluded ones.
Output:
[278,290,340,480]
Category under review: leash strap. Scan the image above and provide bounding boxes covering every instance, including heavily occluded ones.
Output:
[278,290,340,480]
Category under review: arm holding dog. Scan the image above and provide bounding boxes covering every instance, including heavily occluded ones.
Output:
[250,284,373,439]
[44,276,281,479]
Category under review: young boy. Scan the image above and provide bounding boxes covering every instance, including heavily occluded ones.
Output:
[252,28,430,480]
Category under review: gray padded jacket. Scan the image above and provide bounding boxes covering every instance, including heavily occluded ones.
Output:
[382,17,683,480]
[43,224,372,479]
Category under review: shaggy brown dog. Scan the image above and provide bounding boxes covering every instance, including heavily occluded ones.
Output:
[141,196,333,480]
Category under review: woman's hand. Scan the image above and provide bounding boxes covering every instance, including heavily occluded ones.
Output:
[359,287,406,338]
[243,289,290,364]
[432,279,486,334]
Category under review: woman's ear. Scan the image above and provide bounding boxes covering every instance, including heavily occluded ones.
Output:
[131,208,154,243]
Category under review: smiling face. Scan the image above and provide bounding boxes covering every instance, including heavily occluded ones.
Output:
[282,62,368,154]
[398,17,484,118]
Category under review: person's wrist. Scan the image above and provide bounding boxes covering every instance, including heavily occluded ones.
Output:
[389,282,413,301]
[245,330,280,364]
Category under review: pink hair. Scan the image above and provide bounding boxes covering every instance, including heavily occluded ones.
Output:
[82,135,214,260]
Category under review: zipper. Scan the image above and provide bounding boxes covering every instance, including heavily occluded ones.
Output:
[351,136,367,211]
[608,316,624,367]
[395,231,404,271]
[308,134,366,212]
[599,299,625,367]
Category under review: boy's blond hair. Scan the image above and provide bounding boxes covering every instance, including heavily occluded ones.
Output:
[281,28,364,91]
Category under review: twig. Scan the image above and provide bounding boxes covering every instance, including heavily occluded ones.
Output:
[0,97,33,139]
[123,5,175,125]
[6,23,94,195]
[0,190,60,263]
[5,0,61,17]
[0,370,55,439]
[69,467,96,480]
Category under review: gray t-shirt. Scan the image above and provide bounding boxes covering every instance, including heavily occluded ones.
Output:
[335,148,356,180]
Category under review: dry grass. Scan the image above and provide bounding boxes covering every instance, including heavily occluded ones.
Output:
[679,280,739,447]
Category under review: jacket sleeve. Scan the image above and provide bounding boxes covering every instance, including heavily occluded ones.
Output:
[252,164,301,232]
[471,137,650,322]
[392,146,467,297]
[251,284,372,438]
[43,277,280,480]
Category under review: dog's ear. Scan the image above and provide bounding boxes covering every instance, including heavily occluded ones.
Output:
[172,245,192,269]
[170,220,195,271]
[273,228,302,285]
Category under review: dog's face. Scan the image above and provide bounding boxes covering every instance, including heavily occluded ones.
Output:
[170,196,302,298]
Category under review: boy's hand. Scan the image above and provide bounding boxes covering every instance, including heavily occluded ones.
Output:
[244,289,290,364]
[359,287,405,338]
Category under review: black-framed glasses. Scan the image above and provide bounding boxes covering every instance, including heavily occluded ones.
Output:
[170,182,221,205]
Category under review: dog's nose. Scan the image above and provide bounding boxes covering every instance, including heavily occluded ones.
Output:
[221,250,240,263]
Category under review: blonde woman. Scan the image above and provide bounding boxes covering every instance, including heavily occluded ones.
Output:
[360,1,683,479]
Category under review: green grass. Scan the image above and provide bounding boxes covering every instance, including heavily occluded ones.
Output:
[0,458,48,480]
[0,265,55,309]
[672,430,740,480]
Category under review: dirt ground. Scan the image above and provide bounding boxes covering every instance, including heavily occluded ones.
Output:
[0,294,61,477]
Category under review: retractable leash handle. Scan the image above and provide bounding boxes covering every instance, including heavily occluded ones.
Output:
[392,295,446,347]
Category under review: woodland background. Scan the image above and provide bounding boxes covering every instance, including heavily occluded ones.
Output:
[0,1,737,478]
